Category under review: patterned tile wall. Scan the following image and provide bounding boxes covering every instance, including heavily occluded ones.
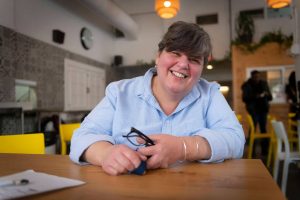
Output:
[0,25,149,134]
[0,25,110,110]
[0,108,22,134]
[0,25,113,134]
[0,26,16,102]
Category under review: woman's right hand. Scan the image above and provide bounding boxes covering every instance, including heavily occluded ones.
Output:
[100,144,147,175]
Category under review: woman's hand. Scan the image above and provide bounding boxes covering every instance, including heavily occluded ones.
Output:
[101,144,147,175]
[137,134,183,169]
[84,141,147,176]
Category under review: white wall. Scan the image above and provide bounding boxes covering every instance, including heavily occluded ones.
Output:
[170,0,231,61]
[113,0,293,66]
[114,0,231,65]
[0,0,298,69]
[0,0,114,64]
[113,13,163,65]
[230,0,293,42]
[0,0,14,29]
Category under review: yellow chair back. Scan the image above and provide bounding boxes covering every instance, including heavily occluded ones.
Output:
[59,123,80,155]
[0,133,45,154]
[236,114,242,123]
[246,114,274,159]
[246,114,255,134]
[287,112,298,150]
[287,113,297,136]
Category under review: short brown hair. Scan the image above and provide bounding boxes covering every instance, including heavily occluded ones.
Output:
[158,21,212,66]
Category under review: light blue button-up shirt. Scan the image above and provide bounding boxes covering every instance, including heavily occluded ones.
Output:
[70,68,245,164]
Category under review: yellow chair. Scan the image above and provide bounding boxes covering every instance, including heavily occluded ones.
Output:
[266,117,277,169]
[0,133,45,154]
[272,120,300,195]
[59,123,80,155]
[236,114,242,123]
[287,113,298,151]
[247,114,273,159]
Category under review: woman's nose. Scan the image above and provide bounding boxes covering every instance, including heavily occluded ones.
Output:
[177,55,189,68]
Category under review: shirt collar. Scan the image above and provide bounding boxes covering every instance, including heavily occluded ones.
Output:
[135,67,156,99]
[136,67,202,115]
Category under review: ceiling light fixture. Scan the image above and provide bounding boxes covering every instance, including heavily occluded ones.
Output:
[267,0,291,9]
[207,65,213,70]
[220,86,230,94]
[155,0,180,19]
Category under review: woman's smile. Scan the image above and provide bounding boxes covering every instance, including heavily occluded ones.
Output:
[170,70,188,79]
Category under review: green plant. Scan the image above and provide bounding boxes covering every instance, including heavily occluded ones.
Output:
[232,30,292,53]
[260,30,292,47]
[235,13,255,44]
[232,10,294,53]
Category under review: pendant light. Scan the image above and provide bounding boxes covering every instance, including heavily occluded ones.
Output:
[155,0,180,19]
[267,0,291,9]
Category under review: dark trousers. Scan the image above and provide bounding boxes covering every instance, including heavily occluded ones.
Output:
[250,112,269,156]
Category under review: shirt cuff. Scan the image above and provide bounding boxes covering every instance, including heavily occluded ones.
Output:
[70,134,115,164]
[194,128,227,163]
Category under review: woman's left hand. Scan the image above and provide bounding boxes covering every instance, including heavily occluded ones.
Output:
[137,134,183,169]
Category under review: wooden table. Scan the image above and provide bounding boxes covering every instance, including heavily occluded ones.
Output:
[0,154,285,200]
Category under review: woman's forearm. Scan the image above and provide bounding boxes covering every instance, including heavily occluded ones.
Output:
[181,136,211,161]
[82,141,113,166]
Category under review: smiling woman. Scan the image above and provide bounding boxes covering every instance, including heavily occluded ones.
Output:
[70,21,245,176]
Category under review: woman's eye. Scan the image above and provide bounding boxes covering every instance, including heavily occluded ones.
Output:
[171,51,180,56]
[190,59,201,64]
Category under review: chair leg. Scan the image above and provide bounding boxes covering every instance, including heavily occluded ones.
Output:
[273,157,280,182]
[290,142,294,151]
[281,159,290,195]
[271,144,277,174]
[267,140,273,167]
[248,138,254,159]
[61,142,66,155]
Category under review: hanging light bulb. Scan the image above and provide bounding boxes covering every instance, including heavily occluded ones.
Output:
[267,0,291,9]
[206,65,213,70]
[155,0,180,19]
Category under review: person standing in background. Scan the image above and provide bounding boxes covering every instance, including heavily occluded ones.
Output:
[285,71,298,113]
[242,70,273,156]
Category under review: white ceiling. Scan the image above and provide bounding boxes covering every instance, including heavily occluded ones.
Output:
[113,0,155,15]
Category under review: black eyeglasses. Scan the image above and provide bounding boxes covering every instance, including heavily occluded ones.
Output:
[122,127,155,147]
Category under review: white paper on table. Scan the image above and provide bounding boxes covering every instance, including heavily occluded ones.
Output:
[0,170,85,200]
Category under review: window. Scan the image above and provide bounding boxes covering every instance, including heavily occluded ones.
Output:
[246,65,295,104]
[15,79,37,109]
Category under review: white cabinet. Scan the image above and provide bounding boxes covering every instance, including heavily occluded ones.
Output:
[64,59,105,111]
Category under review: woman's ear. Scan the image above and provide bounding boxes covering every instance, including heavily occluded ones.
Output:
[155,57,159,66]
[155,51,161,66]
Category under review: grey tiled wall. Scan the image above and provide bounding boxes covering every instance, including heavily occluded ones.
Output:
[0,25,150,134]
[0,25,110,110]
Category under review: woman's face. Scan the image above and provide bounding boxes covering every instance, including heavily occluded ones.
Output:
[155,49,204,97]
